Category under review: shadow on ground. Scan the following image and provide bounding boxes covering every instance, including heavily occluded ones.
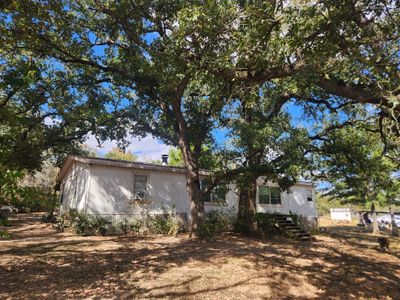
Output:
[0,214,399,299]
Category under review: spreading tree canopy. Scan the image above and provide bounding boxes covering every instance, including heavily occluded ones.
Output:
[313,121,399,207]
[2,0,399,234]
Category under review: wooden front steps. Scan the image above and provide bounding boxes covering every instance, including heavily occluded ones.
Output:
[270,214,311,241]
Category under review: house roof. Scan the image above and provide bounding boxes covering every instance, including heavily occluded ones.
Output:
[58,155,314,187]
[57,155,210,182]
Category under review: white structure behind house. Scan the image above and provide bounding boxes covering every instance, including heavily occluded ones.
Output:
[330,208,353,222]
[58,156,318,225]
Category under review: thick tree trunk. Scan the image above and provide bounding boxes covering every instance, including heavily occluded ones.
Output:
[237,177,258,235]
[235,102,259,235]
[187,176,205,236]
[171,95,205,237]
[178,140,205,237]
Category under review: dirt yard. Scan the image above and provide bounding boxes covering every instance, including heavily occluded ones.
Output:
[1,214,399,299]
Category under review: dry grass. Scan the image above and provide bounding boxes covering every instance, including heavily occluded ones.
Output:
[0,214,399,299]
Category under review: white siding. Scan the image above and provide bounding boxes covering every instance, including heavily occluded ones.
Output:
[145,171,190,213]
[87,165,133,216]
[85,164,190,220]
[286,185,317,218]
[60,162,317,221]
[256,177,317,218]
[60,162,90,214]
[204,183,238,214]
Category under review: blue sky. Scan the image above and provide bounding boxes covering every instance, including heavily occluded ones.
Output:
[79,26,322,186]
[84,101,309,162]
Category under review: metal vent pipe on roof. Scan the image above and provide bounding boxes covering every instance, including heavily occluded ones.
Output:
[161,154,168,166]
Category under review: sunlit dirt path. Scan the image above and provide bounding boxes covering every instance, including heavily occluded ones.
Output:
[1,213,399,299]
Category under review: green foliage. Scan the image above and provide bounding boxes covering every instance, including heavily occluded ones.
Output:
[53,209,111,236]
[52,217,69,232]
[0,55,113,172]
[316,194,360,216]
[0,157,60,214]
[316,195,341,216]
[54,209,185,236]
[0,218,10,227]
[13,188,54,213]
[255,213,280,235]
[129,219,143,235]
[315,125,399,208]
[0,168,24,204]
[168,146,217,169]
[73,214,110,236]
[2,0,400,233]
[168,148,184,167]
[104,148,137,162]
[116,218,129,235]
[197,210,236,239]
[0,167,54,213]
[144,208,184,236]
[218,91,311,233]
[0,230,11,240]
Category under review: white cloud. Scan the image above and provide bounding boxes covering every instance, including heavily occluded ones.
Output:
[84,134,171,162]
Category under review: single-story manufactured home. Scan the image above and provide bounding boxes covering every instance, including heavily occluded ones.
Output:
[58,155,318,225]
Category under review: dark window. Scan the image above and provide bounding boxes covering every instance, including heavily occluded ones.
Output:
[210,186,226,203]
[259,186,281,205]
[200,179,209,192]
[307,190,313,202]
[259,186,270,204]
[200,179,226,203]
[134,175,147,200]
[270,187,281,204]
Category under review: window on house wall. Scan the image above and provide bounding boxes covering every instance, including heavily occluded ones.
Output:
[270,187,281,204]
[200,179,226,203]
[134,175,147,200]
[259,186,270,204]
[307,190,313,202]
[210,186,227,203]
[258,186,281,205]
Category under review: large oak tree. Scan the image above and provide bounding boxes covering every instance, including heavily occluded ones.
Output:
[2,0,399,235]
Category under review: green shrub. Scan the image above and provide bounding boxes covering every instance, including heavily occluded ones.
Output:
[129,219,142,235]
[41,213,57,223]
[52,209,77,232]
[196,209,236,239]
[74,214,110,236]
[9,187,55,213]
[102,223,120,236]
[0,230,11,240]
[53,210,112,236]
[53,208,187,237]
[0,218,10,227]
[66,209,79,221]
[141,205,185,235]
[255,213,280,234]
[207,210,235,232]
[196,221,217,239]
[145,212,181,235]
[109,218,135,235]
[52,217,68,232]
